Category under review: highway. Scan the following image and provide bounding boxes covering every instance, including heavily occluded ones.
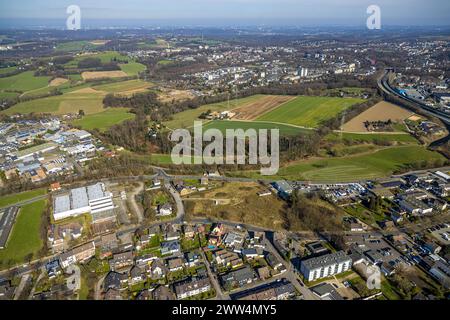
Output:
[378,69,450,126]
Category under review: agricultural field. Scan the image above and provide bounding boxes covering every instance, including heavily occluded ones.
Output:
[163,94,268,129]
[55,41,101,52]
[49,78,69,86]
[184,182,287,230]
[0,188,47,208]
[64,51,130,67]
[2,88,106,115]
[342,101,414,132]
[92,79,153,95]
[234,146,446,182]
[81,70,128,80]
[202,120,312,136]
[0,71,51,92]
[231,95,294,120]
[71,108,135,131]
[257,96,364,128]
[0,200,46,268]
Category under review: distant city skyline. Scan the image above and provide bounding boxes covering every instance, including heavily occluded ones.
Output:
[0,0,449,28]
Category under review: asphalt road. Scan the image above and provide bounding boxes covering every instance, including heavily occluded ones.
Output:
[262,237,318,300]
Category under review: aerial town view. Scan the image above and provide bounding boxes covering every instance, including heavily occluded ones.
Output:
[0,0,449,310]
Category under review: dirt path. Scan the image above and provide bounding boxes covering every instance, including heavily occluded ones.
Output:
[128,182,144,223]
[94,275,106,300]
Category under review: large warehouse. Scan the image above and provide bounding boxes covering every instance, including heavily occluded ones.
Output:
[53,183,114,221]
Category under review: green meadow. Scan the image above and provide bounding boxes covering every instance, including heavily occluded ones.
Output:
[164,94,266,129]
[233,146,446,182]
[119,62,146,76]
[71,108,135,131]
[0,200,46,268]
[0,71,51,92]
[202,120,312,136]
[257,96,364,128]
[2,89,105,115]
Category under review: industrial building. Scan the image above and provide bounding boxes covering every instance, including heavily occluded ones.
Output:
[53,183,114,221]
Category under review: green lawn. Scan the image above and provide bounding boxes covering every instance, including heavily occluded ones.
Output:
[164,94,267,129]
[0,188,47,208]
[0,200,46,268]
[326,132,418,144]
[71,108,135,131]
[234,146,446,182]
[257,96,364,128]
[202,120,312,136]
[0,71,51,92]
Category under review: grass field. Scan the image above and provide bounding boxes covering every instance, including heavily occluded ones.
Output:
[0,200,46,268]
[0,71,51,92]
[2,89,105,115]
[257,96,364,128]
[234,146,446,182]
[71,108,135,131]
[119,62,146,76]
[92,79,152,94]
[326,132,418,144]
[202,120,312,136]
[164,95,267,129]
[0,188,47,208]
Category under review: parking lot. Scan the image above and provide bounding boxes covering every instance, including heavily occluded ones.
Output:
[0,206,19,249]
[427,223,450,245]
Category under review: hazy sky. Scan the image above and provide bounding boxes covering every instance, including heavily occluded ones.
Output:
[1,0,449,26]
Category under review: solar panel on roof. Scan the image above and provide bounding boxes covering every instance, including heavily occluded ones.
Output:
[87,184,105,200]
[54,194,71,214]
[71,187,89,209]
